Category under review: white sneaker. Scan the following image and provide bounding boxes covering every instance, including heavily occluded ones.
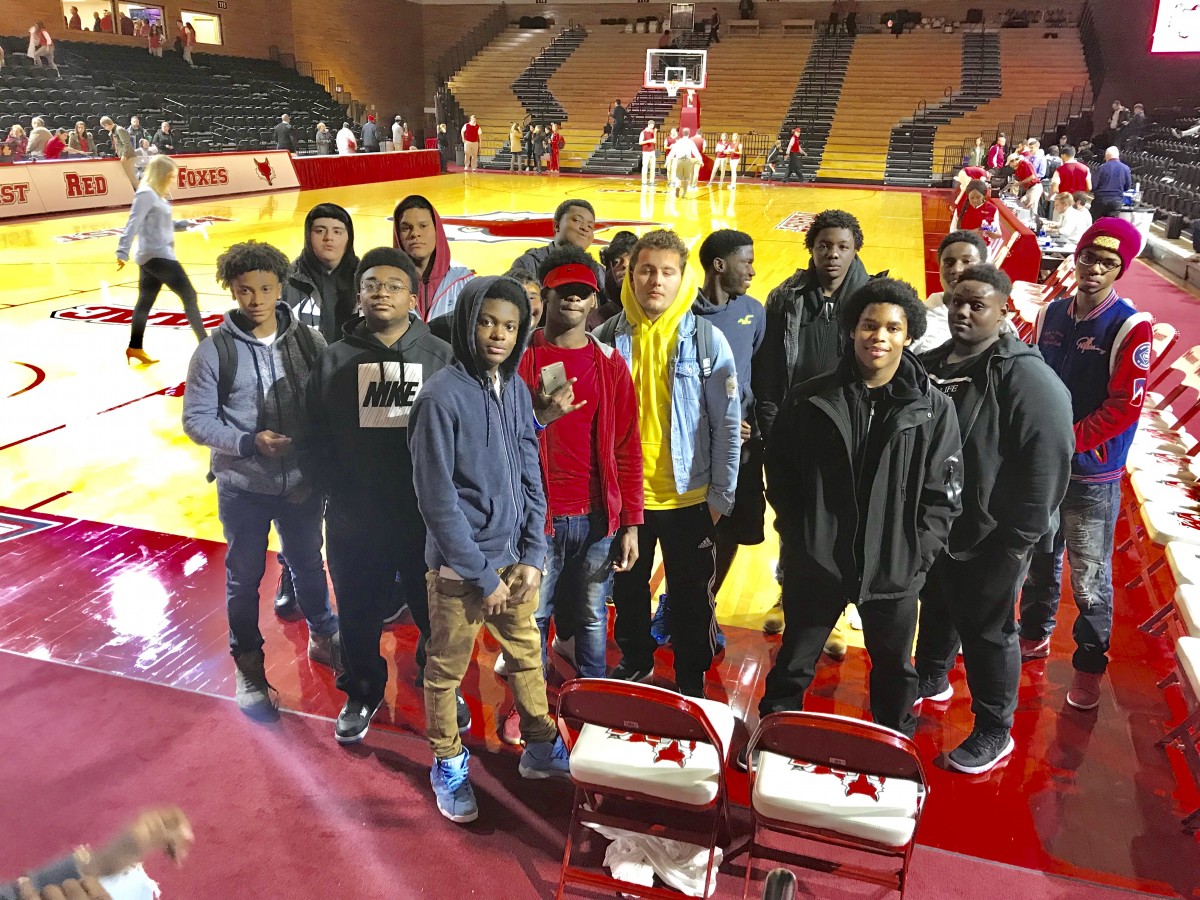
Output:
[551,635,576,669]
[844,604,863,631]
[493,653,509,679]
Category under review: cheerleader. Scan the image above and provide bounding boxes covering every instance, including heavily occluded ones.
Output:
[710,132,729,185]
[728,132,743,187]
[547,122,564,174]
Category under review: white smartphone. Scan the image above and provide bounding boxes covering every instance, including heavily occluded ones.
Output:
[540,361,568,395]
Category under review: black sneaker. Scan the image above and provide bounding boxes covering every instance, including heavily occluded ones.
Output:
[233,649,277,714]
[273,567,302,621]
[335,698,383,744]
[947,728,1015,774]
[733,743,761,773]
[913,675,953,707]
[456,688,472,733]
[381,574,408,626]
[610,659,654,682]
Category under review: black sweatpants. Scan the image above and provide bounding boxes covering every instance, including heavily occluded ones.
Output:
[760,572,919,736]
[130,257,206,349]
[786,153,805,182]
[612,503,718,690]
[915,541,1027,732]
[326,494,430,706]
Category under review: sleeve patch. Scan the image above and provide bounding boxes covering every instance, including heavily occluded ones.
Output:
[1133,341,1151,370]
[726,376,738,400]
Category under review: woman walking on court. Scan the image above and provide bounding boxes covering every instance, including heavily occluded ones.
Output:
[116,155,206,365]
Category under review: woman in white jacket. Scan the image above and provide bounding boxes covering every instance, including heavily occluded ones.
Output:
[115,155,207,365]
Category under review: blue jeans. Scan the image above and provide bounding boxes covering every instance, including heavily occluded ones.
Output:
[217,484,338,655]
[536,513,615,679]
[1020,478,1121,674]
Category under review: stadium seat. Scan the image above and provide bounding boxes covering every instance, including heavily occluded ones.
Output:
[1157,635,1200,832]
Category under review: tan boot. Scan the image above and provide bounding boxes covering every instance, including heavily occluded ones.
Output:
[763,597,785,635]
[823,626,848,661]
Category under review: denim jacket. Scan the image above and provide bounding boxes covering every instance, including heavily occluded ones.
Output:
[600,310,741,515]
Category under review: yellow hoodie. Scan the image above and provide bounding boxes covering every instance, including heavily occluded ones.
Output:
[620,263,708,510]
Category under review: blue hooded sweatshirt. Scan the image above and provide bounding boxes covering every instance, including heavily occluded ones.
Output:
[407,275,547,597]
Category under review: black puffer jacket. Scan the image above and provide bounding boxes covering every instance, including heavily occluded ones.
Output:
[919,333,1074,558]
[765,350,963,603]
[753,256,882,439]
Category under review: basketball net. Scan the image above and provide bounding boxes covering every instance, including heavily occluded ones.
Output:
[665,79,680,98]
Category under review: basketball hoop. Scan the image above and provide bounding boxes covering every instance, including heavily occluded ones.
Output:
[665,79,680,98]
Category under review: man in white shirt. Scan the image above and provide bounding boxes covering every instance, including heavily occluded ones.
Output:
[910,230,989,355]
[336,122,357,155]
[666,127,702,196]
[392,116,403,151]
[1047,192,1091,244]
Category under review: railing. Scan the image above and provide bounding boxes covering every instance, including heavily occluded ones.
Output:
[434,3,509,87]
[1078,1,1106,92]
[938,84,1094,179]
[787,31,853,136]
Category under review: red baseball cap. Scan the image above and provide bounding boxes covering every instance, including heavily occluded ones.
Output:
[542,262,598,293]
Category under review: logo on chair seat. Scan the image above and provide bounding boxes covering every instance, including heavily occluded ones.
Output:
[790,761,886,801]
[606,729,696,767]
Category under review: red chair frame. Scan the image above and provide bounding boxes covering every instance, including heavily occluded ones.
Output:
[741,711,928,899]
[554,678,733,900]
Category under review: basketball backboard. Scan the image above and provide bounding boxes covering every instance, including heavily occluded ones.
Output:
[644,48,707,96]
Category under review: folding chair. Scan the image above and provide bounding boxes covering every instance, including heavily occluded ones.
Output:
[1157,635,1200,832]
[742,712,927,899]
[554,679,735,900]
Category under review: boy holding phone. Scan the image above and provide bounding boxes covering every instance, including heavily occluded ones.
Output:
[515,248,644,686]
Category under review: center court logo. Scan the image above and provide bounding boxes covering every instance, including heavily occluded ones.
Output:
[775,212,817,233]
[51,303,224,329]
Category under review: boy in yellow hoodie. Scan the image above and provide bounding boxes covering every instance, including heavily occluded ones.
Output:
[593,229,741,697]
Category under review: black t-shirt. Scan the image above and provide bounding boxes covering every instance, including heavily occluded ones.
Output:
[926,344,997,417]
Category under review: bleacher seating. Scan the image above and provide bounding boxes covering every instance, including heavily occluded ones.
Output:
[447,27,557,161]
[818,33,961,182]
[932,28,1090,178]
[0,36,342,155]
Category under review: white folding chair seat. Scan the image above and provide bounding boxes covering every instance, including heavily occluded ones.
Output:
[1168,542,1200,585]
[569,695,734,806]
[752,750,922,847]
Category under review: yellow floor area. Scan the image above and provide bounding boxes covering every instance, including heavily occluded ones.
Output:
[0,174,926,631]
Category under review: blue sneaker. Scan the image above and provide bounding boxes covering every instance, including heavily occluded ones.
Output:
[714,626,726,652]
[650,594,671,646]
[430,749,479,823]
[518,736,572,780]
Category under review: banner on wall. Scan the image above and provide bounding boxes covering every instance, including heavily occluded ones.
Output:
[0,150,299,220]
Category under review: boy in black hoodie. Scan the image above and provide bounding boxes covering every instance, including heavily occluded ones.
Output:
[409,275,570,824]
[282,203,360,344]
[754,209,885,647]
[749,279,962,754]
[302,247,458,745]
[914,264,1073,774]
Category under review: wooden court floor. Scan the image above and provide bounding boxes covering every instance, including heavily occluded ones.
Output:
[0,173,926,633]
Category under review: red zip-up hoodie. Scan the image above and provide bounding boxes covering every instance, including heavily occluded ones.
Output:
[518,330,645,536]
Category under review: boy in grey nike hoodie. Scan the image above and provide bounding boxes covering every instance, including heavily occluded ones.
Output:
[182,240,339,715]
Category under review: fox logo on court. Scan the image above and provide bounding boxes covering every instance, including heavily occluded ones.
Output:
[253,159,276,186]
[358,362,423,428]
[0,183,31,205]
[605,729,696,767]
[63,173,108,198]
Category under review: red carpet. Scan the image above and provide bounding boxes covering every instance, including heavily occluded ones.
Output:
[0,651,1169,899]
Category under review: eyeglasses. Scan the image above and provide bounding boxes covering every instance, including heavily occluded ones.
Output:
[1076,249,1122,273]
[361,279,410,295]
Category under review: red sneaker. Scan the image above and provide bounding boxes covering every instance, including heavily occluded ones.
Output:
[1067,671,1103,711]
[1019,636,1050,660]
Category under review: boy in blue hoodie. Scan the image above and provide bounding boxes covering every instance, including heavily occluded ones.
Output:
[409,275,570,823]
[182,240,340,716]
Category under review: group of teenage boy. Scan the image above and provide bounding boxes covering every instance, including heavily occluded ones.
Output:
[180,192,1151,822]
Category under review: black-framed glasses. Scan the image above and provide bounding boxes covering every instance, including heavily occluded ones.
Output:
[361,279,410,295]
[1076,249,1122,273]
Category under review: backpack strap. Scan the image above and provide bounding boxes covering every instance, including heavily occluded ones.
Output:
[214,329,237,424]
[293,322,317,368]
[593,315,620,346]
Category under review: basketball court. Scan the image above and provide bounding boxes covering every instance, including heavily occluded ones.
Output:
[4,171,1200,896]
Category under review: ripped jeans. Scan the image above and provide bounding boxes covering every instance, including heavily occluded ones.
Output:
[1019,479,1121,674]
